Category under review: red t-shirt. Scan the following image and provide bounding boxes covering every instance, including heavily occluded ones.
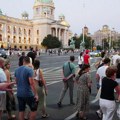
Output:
[83,54,90,64]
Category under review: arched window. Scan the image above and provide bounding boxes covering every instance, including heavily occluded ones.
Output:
[7,26,11,33]
[0,34,2,41]
[37,38,39,44]
[37,30,39,35]
[28,29,31,35]
[13,27,16,34]
[0,24,2,31]
[24,29,26,35]
[19,37,21,43]
[19,28,21,34]
[13,36,16,43]
[7,36,10,42]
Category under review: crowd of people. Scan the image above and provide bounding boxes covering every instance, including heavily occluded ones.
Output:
[0,49,120,120]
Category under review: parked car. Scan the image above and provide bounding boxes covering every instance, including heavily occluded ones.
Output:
[0,49,8,59]
[89,51,101,57]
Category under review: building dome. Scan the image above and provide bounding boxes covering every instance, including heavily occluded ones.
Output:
[34,0,53,5]
[22,11,29,17]
[60,20,70,27]
[21,11,29,20]
[41,0,53,3]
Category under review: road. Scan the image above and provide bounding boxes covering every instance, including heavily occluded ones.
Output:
[2,53,119,120]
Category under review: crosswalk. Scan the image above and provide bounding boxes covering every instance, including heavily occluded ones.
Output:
[11,66,63,94]
[11,63,96,94]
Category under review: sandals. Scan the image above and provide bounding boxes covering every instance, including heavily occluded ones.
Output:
[41,113,49,118]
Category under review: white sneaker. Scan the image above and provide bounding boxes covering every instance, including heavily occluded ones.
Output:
[96,110,102,118]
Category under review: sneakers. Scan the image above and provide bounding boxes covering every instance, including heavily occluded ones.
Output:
[41,113,49,118]
[57,102,62,108]
[96,110,102,119]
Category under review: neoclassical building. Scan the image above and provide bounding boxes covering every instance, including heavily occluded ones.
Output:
[0,0,70,50]
[92,25,119,46]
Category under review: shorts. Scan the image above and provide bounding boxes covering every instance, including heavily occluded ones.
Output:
[79,64,83,69]
[0,93,6,111]
[17,96,38,112]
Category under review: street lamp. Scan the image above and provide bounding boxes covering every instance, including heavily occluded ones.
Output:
[80,27,85,51]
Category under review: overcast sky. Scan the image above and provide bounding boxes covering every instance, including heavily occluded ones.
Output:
[0,0,120,35]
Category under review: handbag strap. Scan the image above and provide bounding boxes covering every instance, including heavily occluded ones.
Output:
[68,62,72,72]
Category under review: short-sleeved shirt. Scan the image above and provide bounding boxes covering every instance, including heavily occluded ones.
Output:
[100,77,118,100]
[15,66,34,97]
[0,68,7,94]
[63,62,76,78]
[96,65,108,86]
[83,54,90,64]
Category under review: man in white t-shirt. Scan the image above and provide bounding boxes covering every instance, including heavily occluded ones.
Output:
[95,58,111,118]
[0,57,7,119]
[111,51,120,65]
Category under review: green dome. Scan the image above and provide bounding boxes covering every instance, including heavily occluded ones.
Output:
[41,0,52,3]
[34,0,53,4]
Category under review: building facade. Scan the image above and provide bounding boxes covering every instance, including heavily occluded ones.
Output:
[0,0,70,50]
[92,25,119,47]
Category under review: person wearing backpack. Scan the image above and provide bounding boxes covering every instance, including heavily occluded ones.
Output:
[57,56,76,107]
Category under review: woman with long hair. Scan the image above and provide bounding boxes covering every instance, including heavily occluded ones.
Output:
[33,59,49,118]
[4,60,16,120]
[75,64,92,120]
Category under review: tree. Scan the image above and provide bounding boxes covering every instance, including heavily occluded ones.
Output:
[41,34,61,49]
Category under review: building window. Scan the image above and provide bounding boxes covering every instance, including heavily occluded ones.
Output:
[37,38,39,44]
[13,27,16,34]
[24,29,26,35]
[0,34,2,41]
[28,38,30,43]
[36,8,39,14]
[0,24,3,31]
[7,26,11,33]
[7,36,10,42]
[37,30,39,35]
[13,36,16,43]
[28,30,31,36]
[19,37,21,43]
[19,28,21,34]
[25,46,27,49]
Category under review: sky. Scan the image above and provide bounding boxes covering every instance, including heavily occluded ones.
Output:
[0,0,120,35]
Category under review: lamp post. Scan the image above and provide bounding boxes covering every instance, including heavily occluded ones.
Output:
[80,27,85,51]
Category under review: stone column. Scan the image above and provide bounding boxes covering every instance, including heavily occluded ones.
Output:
[55,27,58,37]
[3,24,6,42]
[58,28,61,40]
[63,29,67,47]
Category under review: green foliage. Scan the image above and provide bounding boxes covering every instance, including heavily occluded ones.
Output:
[73,34,92,49]
[41,34,61,49]
[97,45,102,50]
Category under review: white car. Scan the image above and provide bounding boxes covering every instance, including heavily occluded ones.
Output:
[90,51,100,57]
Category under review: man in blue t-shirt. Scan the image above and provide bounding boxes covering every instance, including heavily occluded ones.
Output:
[57,56,76,107]
[15,56,38,120]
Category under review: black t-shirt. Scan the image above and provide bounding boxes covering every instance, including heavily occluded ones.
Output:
[100,77,118,100]
[27,51,36,64]
[116,69,120,78]
[19,56,25,66]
